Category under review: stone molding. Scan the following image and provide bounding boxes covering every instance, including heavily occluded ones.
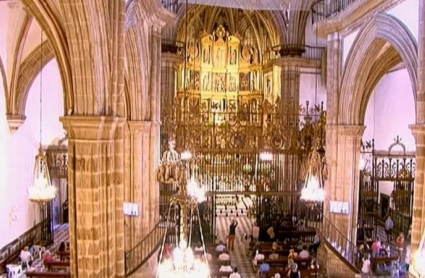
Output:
[61,116,125,141]
[6,114,26,134]
[161,52,184,67]
[127,121,152,134]
[327,124,365,137]
[339,13,418,125]
[315,0,403,38]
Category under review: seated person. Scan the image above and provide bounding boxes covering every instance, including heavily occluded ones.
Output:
[253,252,265,266]
[218,250,230,261]
[299,246,310,259]
[219,264,232,273]
[229,267,241,278]
[272,241,279,250]
[296,241,303,252]
[194,242,204,252]
[216,241,226,252]
[27,261,36,272]
[201,252,213,262]
[43,250,53,264]
[267,226,276,241]
[269,250,279,260]
[259,262,270,277]
[20,246,33,265]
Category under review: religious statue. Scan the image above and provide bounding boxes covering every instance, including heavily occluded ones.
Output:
[203,74,210,91]
[157,139,181,184]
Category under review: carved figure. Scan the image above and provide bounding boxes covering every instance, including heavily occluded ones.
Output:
[157,139,180,184]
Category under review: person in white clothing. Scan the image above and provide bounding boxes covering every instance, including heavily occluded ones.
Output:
[20,246,32,265]
[361,254,372,275]
[229,267,241,278]
[299,246,310,259]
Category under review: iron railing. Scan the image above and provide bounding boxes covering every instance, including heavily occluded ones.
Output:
[311,0,355,24]
[300,202,362,273]
[124,221,167,277]
[269,44,325,61]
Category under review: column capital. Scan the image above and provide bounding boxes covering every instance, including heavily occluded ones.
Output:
[6,114,26,134]
[60,116,125,141]
[127,120,152,134]
[327,124,365,137]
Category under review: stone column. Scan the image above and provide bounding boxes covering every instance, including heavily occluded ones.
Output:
[410,1,425,271]
[325,125,364,243]
[150,23,163,230]
[61,116,125,278]
[161,53,183,123]
[124,121,153,250]
[326,32,342,126]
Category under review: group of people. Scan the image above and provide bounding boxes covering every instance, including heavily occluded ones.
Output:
[18,241,70,272]
[359,222,408,276]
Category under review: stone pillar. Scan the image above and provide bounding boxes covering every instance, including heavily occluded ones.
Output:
[326,32,342,126]
[124,121,153,251]
[161,53,183,123]
[325,125,364,243]
[61,116,125,278]
[410,2,425,272]
[149,24,163,230]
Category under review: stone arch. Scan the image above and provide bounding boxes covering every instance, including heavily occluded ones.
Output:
[125,0,161,121]
[339,13,418,125]
[20,0,74,115]
[14,41,55,117]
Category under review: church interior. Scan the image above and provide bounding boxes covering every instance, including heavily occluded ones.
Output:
[0,0,424,277]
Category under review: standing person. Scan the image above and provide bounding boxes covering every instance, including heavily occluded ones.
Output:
[385,215,394,242]
[228,219,238,251]
[253,221,260,243]
[361,254,372,275]
[396,232,405,259]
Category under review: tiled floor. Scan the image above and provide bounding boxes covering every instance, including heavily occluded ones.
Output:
[216,214,257,278]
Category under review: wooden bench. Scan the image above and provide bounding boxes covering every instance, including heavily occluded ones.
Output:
[210,270,231,278]
[257,257,311,268]
[264,268,318,278]
[27,271,70,277]
[56,251,70,261]
[45,261,70,272]
[372,256,398,272]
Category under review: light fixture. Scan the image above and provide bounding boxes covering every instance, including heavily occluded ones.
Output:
[28,30,56,203]
[259,151,273,161]
[300,145,325,205]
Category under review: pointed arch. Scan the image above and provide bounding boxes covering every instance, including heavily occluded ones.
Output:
[339,13,418,125]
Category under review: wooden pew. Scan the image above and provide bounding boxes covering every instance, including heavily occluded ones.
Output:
[210,271,231,278]
[264,268,318,278]
[372,256,398,272]
[257,257,311,268]
[56,251,70,261]
[45,261,70,272]
[26,272,70,278]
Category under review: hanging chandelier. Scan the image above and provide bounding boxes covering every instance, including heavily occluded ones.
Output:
[300,145,325,205]
[157,161,209,278]
[28,30,56,203]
